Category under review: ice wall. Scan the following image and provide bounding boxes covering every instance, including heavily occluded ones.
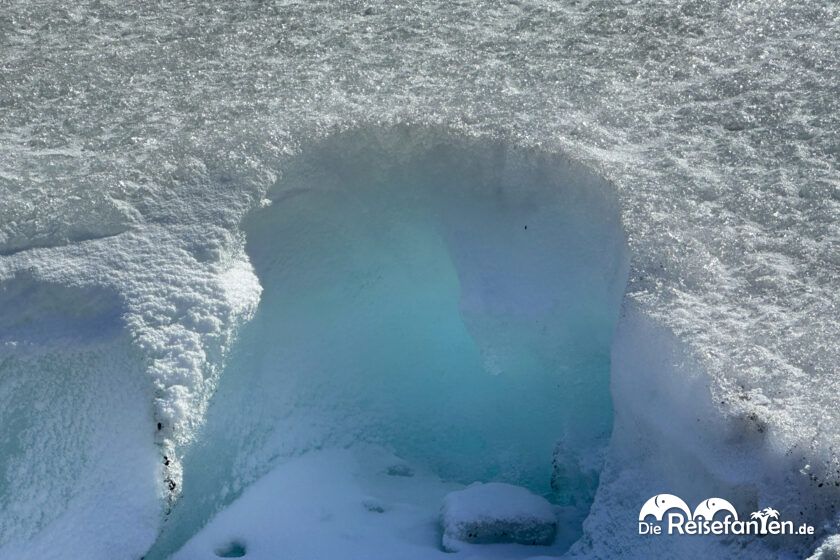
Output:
[0,276,160,559]
[147,130,629,557]
[0,227,261,559]
[572,303,830,559]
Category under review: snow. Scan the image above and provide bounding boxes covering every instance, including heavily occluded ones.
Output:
[0,280,161,559]
[172,447,570,560]
[441,483,557,551]
[1,0,839,558]
[808,536,840,560]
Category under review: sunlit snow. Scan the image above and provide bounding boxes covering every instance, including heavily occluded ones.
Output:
[1,1,838,559]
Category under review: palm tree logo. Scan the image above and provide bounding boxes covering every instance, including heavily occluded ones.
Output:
[750,507,780,533]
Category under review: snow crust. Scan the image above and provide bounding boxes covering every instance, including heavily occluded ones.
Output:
[0,280,160,559]
[808,536,840,560]
[1,1,838,558]
[173,447,572,560]
[441,483,558,550]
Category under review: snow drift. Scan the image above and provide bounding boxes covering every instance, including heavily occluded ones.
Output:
[0,277,160,559]
[2,118,836,559]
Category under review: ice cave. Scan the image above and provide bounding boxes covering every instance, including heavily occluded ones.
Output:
[147,129,630,559]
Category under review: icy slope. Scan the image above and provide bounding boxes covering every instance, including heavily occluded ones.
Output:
[1,1,838,558]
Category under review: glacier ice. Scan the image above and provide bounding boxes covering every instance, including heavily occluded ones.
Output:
[1,0,839,558]
[147,130,629,558]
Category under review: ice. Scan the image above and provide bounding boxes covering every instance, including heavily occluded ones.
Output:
[1,0,839,558]
[441,482,557,551]
[0,236,260,558]
[145,132,629,558]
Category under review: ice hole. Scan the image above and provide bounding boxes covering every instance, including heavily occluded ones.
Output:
[152,127,629,557]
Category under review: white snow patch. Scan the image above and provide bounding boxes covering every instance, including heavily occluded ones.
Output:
[173,447,571,560]
[441,482,557,551]
[808,536,840,560]
[0,280,161,559]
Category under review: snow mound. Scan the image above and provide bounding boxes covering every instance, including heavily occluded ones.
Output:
[0,277,160,559]
[441,482,557,551]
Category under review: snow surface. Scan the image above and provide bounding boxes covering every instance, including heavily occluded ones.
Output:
[1,1,839,558]
[0,280,161,559]
[808,536,840,560]
[441,482,558,550]
[172,446,572,560]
